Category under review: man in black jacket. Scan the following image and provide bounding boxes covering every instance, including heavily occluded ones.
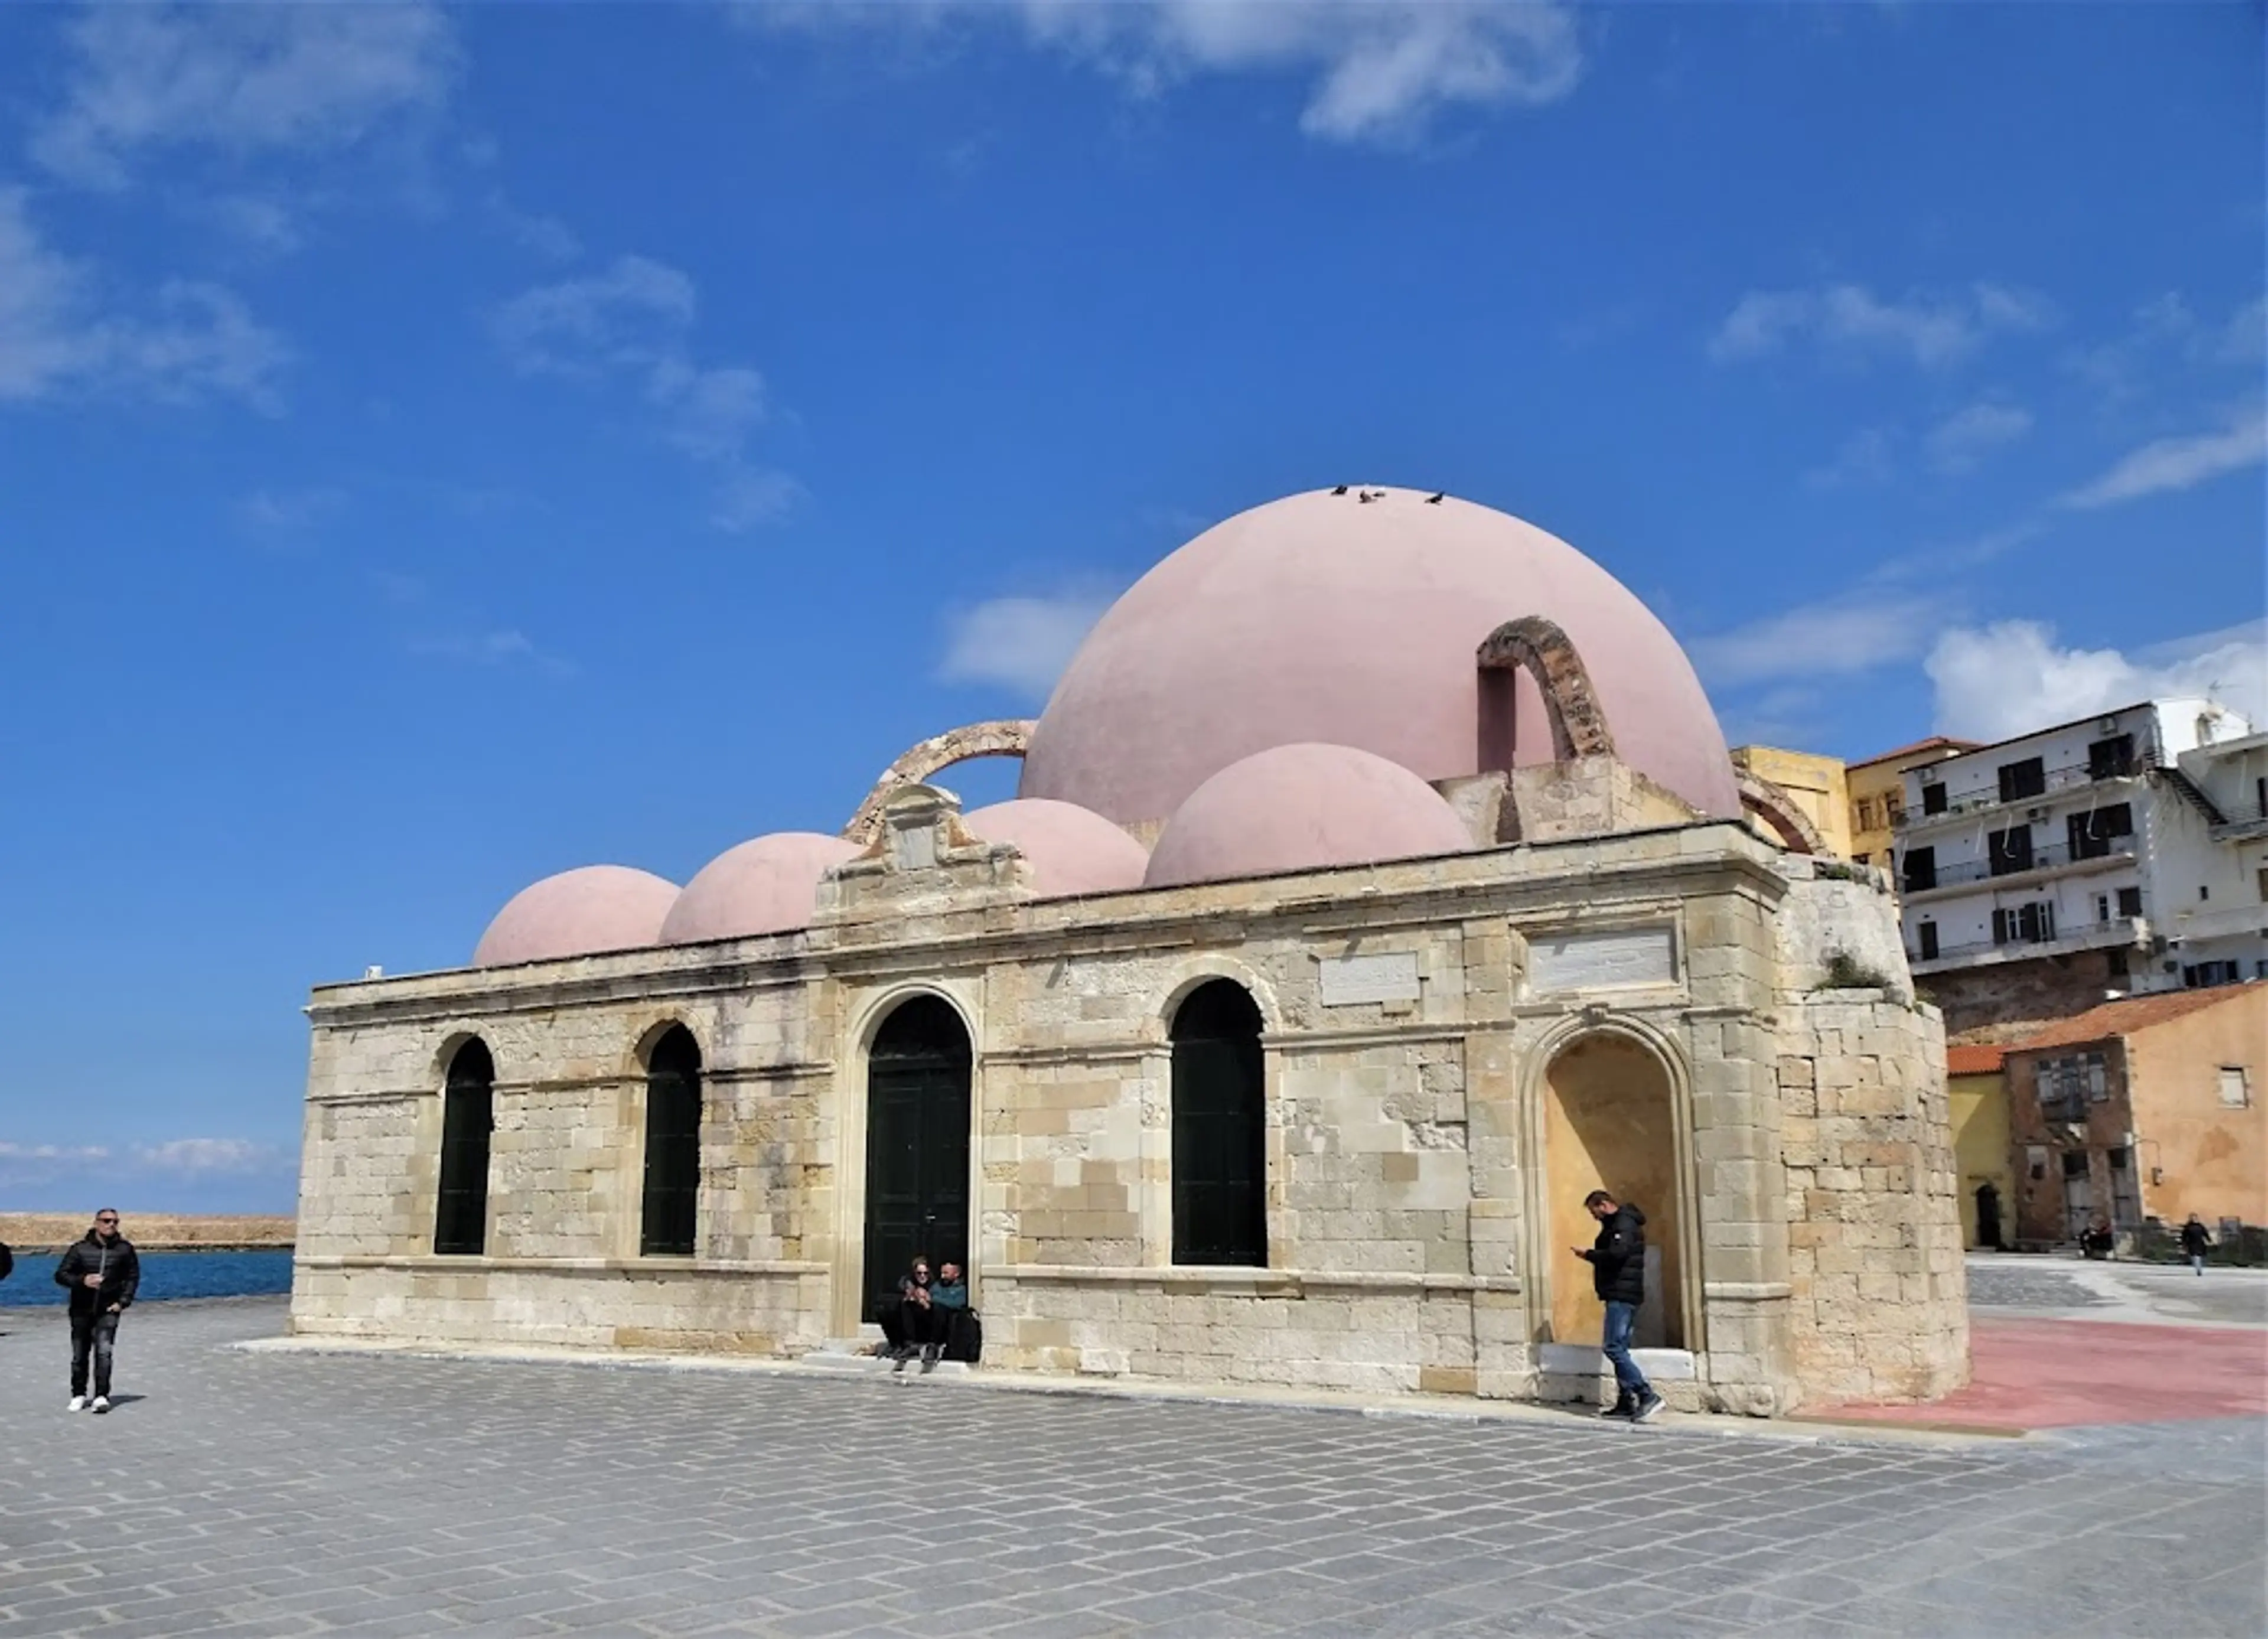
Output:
[1576,1190,1662,1423]
[56,1210,138,1413]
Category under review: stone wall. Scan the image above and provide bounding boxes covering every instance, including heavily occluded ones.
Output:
[1924,950,2128,1042]
[1775,990,1970,1405]
[292,809,1967,1415]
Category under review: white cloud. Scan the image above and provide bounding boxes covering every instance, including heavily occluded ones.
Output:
[235,485,346,537]
[204,193,305,255]
[0,189,289,407]
[1804,427,1895,490]
[0,1142,110,1164]
[2070,292,2267,408]
[940,588,1115,696]
[32,2,461,188]
[1689,595,1943,687]
[409,628,573,676]
[1708,282,2053,369]
[2061,406,2267,509]
[752,1,1582,145]
[1924,400,2032,474]
[494,256,794,532]
[130,1138,287,1176]
[1926,619,2268,741]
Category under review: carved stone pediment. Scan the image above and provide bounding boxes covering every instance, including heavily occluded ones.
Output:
[815,784,1032,926]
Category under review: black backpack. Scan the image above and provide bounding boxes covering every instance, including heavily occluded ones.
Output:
[945,1308,983,1364]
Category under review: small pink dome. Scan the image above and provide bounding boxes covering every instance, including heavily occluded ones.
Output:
[1021,487,1740,825]
[659,832,862,944]
[1144,743,1472,888]
[473,865,680,967]
[964,799,1150,898]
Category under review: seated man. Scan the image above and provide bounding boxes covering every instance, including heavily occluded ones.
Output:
[924,1261,969,1370]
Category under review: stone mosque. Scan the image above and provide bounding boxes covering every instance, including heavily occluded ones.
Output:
[291,486,1969,1415]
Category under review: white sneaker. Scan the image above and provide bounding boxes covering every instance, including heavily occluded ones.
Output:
[67,1396,86,1412]
[90,1396,110,1415]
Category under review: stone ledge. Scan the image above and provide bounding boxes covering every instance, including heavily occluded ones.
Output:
[988,1266,1522,1295]
[296,1254,828,1276]
[1537,1343,1698,1381]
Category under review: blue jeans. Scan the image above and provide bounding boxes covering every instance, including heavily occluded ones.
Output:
[1602,1299,1651,1400]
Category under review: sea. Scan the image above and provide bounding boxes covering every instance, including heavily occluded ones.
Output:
[1,1247,294,1306]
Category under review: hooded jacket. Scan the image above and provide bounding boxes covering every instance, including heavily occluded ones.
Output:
[56,1232,139,1317]
[1587,1204,1647,1306]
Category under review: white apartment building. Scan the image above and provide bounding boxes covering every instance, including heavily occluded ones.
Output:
[1892,698,2266,1033]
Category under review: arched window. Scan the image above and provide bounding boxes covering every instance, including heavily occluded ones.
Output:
[641,1025,703,1257]
[1171,980,1267,1267]
[434,1040,494,1256]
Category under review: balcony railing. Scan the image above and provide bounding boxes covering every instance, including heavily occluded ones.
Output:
[1904,760,2134,826]
[1908,915,2139,966]
[1906,837,2137,890]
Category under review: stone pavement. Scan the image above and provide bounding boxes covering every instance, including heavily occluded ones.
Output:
[1,1297,2262,1639]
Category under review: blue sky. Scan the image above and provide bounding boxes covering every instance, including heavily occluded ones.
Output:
[1,2,2261,1215]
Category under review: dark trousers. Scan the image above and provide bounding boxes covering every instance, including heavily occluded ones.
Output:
[876,1297,945,1353]
[70,1311,120,1398]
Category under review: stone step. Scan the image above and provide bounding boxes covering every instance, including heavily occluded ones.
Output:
[803,1345,974,1380]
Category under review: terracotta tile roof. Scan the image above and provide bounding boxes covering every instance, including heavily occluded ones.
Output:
[2003,983,2265,1055]
[1846,735,1981,771]
[1946,1044,2009,1076]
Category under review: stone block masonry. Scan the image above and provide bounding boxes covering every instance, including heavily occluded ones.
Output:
[294,807,1967,1415]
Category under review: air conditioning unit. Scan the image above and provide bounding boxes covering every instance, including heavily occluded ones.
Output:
[2025,807,2047,820]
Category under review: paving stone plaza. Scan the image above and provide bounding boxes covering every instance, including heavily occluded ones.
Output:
[3,1289,2262,1638]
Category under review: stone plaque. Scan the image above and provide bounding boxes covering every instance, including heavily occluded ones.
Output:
[1530,926,1676,992]
[1319,951,1422,1006]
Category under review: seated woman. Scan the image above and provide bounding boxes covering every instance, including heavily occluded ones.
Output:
[876,1256,939,1364]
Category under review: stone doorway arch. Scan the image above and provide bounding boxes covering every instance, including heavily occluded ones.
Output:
[1542,1032,1687,1350]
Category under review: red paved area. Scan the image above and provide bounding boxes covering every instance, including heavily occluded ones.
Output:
[1818,1315,2268,1431]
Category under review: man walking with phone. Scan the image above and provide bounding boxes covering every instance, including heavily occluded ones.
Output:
[1575,1189,1663,1423]
[57,1209,139,1413]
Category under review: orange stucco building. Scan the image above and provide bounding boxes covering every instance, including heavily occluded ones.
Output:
[2002,984,2265,1244]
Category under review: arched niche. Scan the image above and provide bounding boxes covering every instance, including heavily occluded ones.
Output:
[1542,1031,1686,1350]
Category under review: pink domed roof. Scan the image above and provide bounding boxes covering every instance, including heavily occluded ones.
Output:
[473,865,680,968]
[659,832,861,944]
[1144,742,1473,889]
[964,799,1150,898]
[1020,487,1739,825]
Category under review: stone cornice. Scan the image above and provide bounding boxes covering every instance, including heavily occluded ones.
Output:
[307,824,1790,1031]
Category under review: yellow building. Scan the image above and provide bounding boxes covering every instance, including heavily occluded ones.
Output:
[1947,1043,2015,1249]
[1729,745,1855,859]
[1845,736,1976,871]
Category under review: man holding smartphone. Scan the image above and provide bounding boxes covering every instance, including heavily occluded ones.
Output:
[57,1208,139,1413]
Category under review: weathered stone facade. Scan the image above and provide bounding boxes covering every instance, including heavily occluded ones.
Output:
[292,793,1968,1415]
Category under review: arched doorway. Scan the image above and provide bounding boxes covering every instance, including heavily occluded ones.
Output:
[1543,1033,1685,1350]
[1170,979,1267,1267]
[862,996,973,1308]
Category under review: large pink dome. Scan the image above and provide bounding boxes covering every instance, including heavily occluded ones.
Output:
[964,799,1149,898]
[659,832,861,944]
[1019,487,1739,825]
[1145,743,1473,888]
[473,865,679,967]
